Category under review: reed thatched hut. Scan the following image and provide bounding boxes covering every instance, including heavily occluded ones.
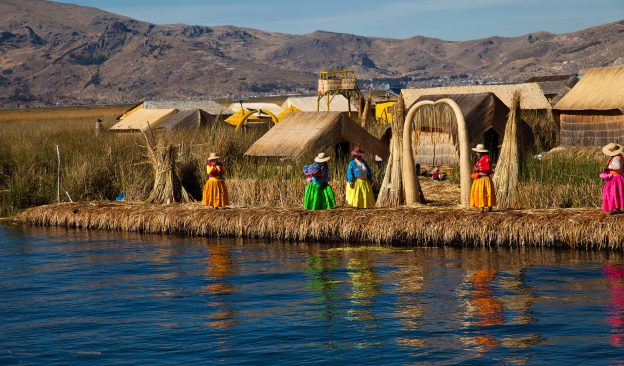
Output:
[244,112,388,160]
[402,83,556,151]
[554,66,624,147]
[402,83,552,112]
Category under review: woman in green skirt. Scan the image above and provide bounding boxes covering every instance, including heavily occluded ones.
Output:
[303,153,336,210]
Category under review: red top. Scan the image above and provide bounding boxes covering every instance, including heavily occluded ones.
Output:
[474,155,493,176]
[207,161,224,179]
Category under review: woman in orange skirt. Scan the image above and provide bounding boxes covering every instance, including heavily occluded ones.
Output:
[470,144,496,212]
[202,153,228,208]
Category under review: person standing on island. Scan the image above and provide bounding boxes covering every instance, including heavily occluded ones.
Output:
[470,144,496,212]
[202,153,228,208]
[346,147,375,208]
[601,143,624,214]
[303,153,336,210]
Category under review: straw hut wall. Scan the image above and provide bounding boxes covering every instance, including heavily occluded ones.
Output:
[244,112,388,161]
[554,66,624,147]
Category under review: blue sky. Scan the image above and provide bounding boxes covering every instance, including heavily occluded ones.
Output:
[56,0,623,40]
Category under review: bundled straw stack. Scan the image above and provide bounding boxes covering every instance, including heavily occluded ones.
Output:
[142,130,192,204]
[493,91,523,209]
[376,97,406,207]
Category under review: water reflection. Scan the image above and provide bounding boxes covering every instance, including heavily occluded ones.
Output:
[345,254,381,323]
[461,269,504,351]
[5,225,624,364]
[306,253,340,320]
[393,253,428,349]
[204,246,235,329]
[605,264,624,347]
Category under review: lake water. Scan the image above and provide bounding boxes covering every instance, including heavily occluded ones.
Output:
[1,223,624,365]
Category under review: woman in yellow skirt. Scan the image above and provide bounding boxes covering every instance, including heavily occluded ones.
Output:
[470,144,496,212]
[346,147,375,208]
[202,153,229,208]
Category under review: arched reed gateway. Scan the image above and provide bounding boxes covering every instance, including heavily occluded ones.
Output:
[401,99,472,206]
[379,90,554,208]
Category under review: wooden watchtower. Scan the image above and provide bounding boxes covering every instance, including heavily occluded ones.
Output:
[317,70,360,117]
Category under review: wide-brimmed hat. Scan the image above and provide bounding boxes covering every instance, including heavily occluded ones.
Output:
[207,152,220,161]
[314,152,330,163]
[602,143,623,157]
[351,147,364,157]
[471,144,488,153]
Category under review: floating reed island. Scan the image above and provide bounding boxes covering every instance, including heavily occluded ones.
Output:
[17,202,624,249]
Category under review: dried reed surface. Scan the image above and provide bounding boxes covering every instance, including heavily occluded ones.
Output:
[18,201,624,249]
[493,91,522,209]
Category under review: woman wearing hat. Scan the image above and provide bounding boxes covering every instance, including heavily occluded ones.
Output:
[470,144,496,212]
[601,142,624,213]
[303,153,336,210]
[346,147,375,208]
[202,153,229,208]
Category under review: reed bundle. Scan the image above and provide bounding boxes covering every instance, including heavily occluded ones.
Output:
[376,97,406,207]
[142,130,191,204]
[18,202,624,249]
[493,91,523,209]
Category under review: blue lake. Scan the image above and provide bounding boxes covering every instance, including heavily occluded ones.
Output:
[1,223,624,365]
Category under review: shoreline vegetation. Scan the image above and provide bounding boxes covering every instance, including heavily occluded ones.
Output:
[0,106,612,247]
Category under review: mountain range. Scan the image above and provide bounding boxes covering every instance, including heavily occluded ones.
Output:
[1,0,623,107]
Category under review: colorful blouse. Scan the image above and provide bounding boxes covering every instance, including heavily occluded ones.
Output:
[474,155,493,176]
[346,159,372,183]
[304,162,331,186]
[207,162,224,181]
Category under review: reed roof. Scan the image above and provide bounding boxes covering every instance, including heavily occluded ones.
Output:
[554,66,624,113]
[110,108,177,132]
[525,75,579,104]
[281,95,356,112]
[402,83,551,111]
[244,112,388,160]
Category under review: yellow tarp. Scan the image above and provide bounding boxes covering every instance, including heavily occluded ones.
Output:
[375,101,396,124]
[276,105,301,121]
[224,109,276,127]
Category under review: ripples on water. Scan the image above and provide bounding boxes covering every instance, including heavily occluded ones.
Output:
[1,223,623,365]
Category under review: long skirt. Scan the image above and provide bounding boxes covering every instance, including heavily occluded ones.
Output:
[603,174,624,212]
[470,176,496,208]
[202,179,228,207]
[304,182,336,210]
[346,179,375,208]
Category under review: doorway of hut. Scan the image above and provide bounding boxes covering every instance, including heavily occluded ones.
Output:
[335,140,351,162]
[483,128,500,163]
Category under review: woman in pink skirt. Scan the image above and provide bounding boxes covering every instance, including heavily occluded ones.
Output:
[601,143,624,213]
